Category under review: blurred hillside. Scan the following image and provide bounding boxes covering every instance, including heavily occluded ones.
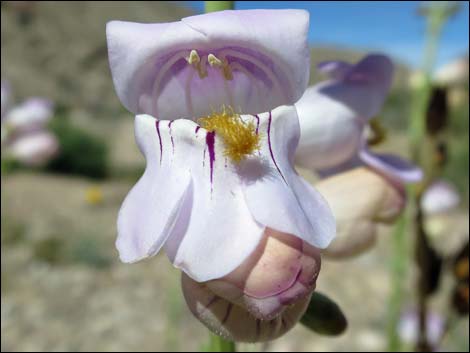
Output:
[1,1,193,118]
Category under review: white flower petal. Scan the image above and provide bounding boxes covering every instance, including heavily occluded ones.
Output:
[164,124,265,282]
[295,54,394,172]
[119,114,265,281]
[241,105,336,249]
[116,115,193,263]
[295,86,365,170]
[106,10,310,120]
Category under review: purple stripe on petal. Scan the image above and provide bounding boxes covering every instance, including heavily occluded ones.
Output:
[155,120,163,165]
[168,120,175,154]
[206,131,216,190]
[203,146,206,167]
[267,111,287,184]
[195,126,200,134]
[254,114,260,134]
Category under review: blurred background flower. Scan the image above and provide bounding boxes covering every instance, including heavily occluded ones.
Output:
[397,309,445,350]
[1,81,59,167]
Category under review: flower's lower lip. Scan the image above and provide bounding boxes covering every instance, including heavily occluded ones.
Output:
[243,268,316,321]
[252,267,314,305]
[277,269,315,306]
[244,263,303,299]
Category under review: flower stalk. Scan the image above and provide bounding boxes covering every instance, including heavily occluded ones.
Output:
[407,2,460,351]
[387,214,408,352]
[205,1,234,13]
[207,334,236,352]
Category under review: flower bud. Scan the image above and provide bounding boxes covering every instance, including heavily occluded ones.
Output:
[182,228,321,342]
[316,167,405,258]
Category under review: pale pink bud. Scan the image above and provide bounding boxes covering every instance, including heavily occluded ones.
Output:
[182,228,321,342]
[316,167,406,258]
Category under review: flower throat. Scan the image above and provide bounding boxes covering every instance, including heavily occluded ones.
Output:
[198,107,261,163]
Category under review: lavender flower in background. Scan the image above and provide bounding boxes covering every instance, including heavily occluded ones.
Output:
[1,81,11,118]
[1,80,59,167]
[293,54,424,258]
[421,180,460,215]
[421,180,467,256]
[295,54,423,185]
[107,9,336,341]
[398,309,445,350]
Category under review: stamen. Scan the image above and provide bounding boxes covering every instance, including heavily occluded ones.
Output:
[187,50,200,65]
[208,53,233,81]
[198,107,261,163]
[186,49,207,79]
[208,53,223,67]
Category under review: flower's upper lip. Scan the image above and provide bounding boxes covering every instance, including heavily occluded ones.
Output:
[106,9,311,120]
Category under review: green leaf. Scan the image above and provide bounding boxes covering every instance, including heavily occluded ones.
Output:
[300,292,348,336]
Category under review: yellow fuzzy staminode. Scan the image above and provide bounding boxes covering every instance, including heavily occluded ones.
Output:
[198,107,261,163]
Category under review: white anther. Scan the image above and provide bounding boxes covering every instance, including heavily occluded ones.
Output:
[208,54,233,80]
[187,50,200,65]
[208,54,224,68]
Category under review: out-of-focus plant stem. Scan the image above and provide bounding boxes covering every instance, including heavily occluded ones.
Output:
[204,2,236,352]
[207,334,237,352]
[408,3,459,352]
[205,1,234,13]
[387,215,408,352]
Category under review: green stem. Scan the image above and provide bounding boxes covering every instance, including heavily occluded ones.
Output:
[205,1,234,13]
[208,334,236,352]
[387,215,408,352]
[408,3,458,351]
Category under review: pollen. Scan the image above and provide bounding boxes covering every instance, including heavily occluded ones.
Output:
[198,107,261,163]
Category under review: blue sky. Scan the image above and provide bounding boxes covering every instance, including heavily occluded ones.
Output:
[174,1,469,70]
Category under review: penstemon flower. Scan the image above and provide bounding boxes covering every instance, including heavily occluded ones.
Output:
[1,81,58,167]
[107,9,336,340]
[294,54,422,184]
